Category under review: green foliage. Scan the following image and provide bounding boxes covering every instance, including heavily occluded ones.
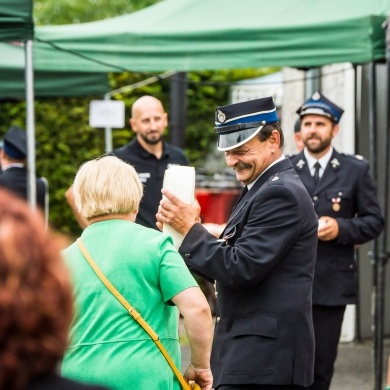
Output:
[34,0,162,25]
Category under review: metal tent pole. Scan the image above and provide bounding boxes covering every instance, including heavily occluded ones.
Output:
[373,17,390,390]
[169,72,188,148]
[25,40,36,210]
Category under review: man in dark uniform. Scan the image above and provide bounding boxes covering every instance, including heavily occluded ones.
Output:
[112,95,188,229]
[66,95,188,229]
[0,125,47,211]
[157,97,318,389]
[290,92,384,390]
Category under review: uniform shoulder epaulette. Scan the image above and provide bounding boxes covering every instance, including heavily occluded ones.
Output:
[286,153,297,159]
[269,173,282,183]
[343,153,365,161]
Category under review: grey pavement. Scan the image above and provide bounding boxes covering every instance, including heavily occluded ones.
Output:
[179,321,390,390]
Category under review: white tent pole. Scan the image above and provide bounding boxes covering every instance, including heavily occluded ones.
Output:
[25,40,36,210]
[103,93,113,153]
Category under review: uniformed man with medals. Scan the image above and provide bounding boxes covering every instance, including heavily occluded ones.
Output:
[289,92,384,390]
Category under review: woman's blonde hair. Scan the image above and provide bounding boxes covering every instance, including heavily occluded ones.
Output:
[73,155,143,220]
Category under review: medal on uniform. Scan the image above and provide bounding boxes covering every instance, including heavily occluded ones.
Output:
[332,197,341,212]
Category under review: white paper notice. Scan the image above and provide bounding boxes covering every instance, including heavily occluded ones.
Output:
[162,165,195,249]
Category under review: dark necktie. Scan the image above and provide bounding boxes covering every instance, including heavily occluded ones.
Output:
[233,186,248,208]
[313,162,321,185]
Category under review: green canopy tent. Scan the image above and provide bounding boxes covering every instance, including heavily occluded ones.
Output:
[0,0,38,208]
[0,2,109,214]
[0,0,33,41]
[33,0,390,72]
[0,42,109,99]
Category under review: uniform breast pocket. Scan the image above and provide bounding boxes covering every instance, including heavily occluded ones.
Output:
[325,187,353,214]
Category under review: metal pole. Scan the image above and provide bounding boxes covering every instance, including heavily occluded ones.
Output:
[353,64,362,341]
[104,93,113,153]
[305,68,321,97]
[169,72,188,148]
[367,61,383,390]
[373,16,390,390]
[25,40,36,210]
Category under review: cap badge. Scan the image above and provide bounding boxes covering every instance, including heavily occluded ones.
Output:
[296,159,306,169]
[271,174,280,181]
[330,158,340,168]
[312,92,321,100]
[217,109,226,123]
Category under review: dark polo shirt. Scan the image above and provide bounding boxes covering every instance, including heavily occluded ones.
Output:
[112,138,189,230]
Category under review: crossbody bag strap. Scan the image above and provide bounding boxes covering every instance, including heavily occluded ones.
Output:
[76,238,191,390]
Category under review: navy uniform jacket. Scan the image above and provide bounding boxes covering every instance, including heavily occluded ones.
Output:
[179,158,318,388]
[290,149,384,306]
[112,138,188,229]
[0,166,46,210]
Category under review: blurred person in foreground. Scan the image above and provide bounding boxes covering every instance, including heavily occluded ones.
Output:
[290,92,384,390]
[0,189,107,390]
[157,97,318,389]
[61,155,213,390]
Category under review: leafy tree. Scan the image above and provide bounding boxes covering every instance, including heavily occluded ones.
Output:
[34,0,162,25]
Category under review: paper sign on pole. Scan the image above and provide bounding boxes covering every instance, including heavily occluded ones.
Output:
[89,100,125,128]
[162,165,195,249]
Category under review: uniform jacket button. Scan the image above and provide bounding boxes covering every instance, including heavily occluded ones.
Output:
[313,196,318,201]
[216,317,221,324]
[184,253,191,258]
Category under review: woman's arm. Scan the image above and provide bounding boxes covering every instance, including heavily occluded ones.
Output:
[171,287,213,390]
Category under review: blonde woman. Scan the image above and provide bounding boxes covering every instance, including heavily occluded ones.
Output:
[61,156,213,390]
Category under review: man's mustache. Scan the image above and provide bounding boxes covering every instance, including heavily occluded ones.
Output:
[233,162,252,171]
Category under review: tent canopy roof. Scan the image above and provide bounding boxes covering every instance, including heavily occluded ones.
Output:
[34,0,390,73]
[0,43,109,98]
[0,0,33,41]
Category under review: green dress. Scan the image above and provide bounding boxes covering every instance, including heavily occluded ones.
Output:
[61,220,198,390]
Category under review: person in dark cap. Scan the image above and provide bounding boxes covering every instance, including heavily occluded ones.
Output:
[0,125,47,212]
[294,117,304,151]
[290,92,384,390]
[157,96,318,389]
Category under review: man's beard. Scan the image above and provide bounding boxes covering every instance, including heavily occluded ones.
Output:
[304,136,331,154]
[140,132,163,145]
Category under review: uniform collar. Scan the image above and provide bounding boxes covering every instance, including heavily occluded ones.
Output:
[248,155,285,190]
[133,137,169,159]
[304,147,333,171]
[1,163,25,171]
